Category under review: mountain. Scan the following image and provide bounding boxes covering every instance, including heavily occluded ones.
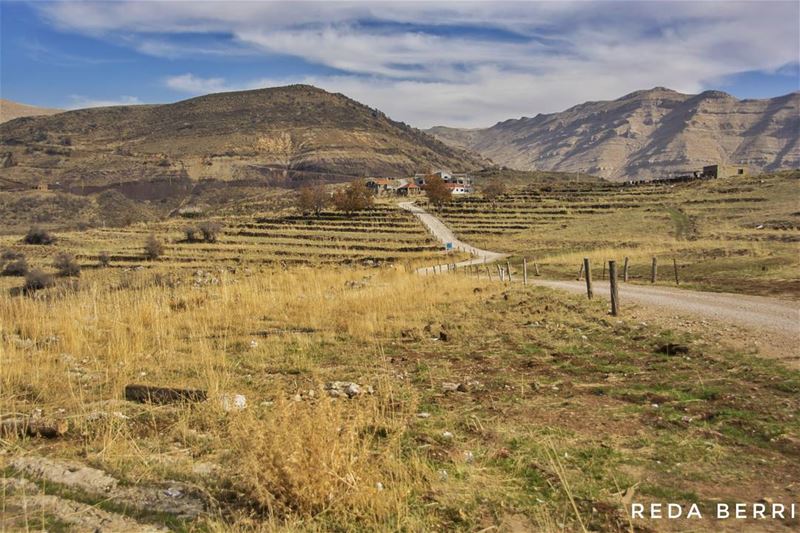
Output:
[427,88,800,181]
[0,85,485,189]
[0,99,62,123]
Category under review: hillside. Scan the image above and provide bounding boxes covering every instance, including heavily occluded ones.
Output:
[0,85,485,189]
[0,99,62,124]
[428,88,800,181]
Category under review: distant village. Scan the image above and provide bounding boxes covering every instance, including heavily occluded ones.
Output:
[365,170,474,197]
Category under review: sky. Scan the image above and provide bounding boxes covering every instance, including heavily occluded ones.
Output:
[1,0,798,128]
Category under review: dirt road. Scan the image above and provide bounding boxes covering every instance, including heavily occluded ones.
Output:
[402,202,800,366]
[400,202,506,273]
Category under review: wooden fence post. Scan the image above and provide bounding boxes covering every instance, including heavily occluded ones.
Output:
[623,256,629,282]
[673,258,679,285]
[486,265,492,281]
[650,257,657,283]
[583,258,593,299]
[534,260,541,276]
[609,260,619,316]
[506,260,512,283]
[497,264,504,281]
[523,258,528,286]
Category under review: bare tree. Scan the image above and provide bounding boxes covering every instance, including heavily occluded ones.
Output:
[482,178,506,202]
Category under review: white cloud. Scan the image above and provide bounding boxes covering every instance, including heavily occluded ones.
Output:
[67,95,143,109]
[165,74,227,94]
[37,1,800,127]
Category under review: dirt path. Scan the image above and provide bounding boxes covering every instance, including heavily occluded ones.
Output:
[399,202,507,273]
[402,202,800,367]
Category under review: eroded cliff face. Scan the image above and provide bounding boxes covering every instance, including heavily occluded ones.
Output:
[429,88,800,181]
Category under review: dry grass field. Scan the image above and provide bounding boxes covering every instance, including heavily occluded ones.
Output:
[1,172,799,532]
[438,171,800,297]
[1,265,798,532]
[0,204,459,291]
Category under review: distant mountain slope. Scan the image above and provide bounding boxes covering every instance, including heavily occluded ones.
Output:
[0,99,62,123]
[428,88,800,181]
[0,85,485,188]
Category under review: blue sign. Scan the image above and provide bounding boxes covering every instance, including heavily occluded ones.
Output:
[445,242,453,250]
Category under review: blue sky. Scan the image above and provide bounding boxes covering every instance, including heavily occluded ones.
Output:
[1,1,798,127]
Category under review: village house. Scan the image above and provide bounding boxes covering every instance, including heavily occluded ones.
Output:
[414,170,474,193]
[396,181,422,196]
[365,177,399,196]
[702,164,748,179]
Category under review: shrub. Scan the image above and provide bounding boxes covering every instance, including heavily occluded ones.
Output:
[332,179,373,214]
[297,183,329,215]
[198,221,222,243]
[23,226,55,245]
[144,234,164,260]
[482,178,507,201]
[2,257,29,277]
[53,252,81,277]
[98,251,111,267]
[24,268,54,293]
[184,226,201,242]
[424,174,452,208]
[1,249,24,262]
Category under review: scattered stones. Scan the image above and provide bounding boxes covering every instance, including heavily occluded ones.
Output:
[325,381,372,398]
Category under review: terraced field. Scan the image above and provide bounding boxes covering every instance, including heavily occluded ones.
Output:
[0,205,462,292]
[438,171,800,296]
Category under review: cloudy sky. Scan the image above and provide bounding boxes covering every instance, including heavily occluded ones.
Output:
[1,0,798,127]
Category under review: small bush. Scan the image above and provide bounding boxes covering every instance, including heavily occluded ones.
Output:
[184,226,201,242]
[1,249,24,262]
[2,257,29,277]
[143,234,164,260]
[23,226,55,245]
[53,252,81,277]
[98,251,111,267]
[24,268,54,293]
[199,221,222,243]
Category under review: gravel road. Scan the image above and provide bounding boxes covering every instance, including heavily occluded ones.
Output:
[402,202,800,366]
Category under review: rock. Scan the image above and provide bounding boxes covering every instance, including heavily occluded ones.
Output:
[345,383,361,398]
[656,343,689,356]
[442,431,454,440]
[441,382,461,393]
[10,456,118,493]
[292,394,303,402]
[417,412,431,419]
[464,451,475,463]
[219,394,247,412]
[375,482,384,491]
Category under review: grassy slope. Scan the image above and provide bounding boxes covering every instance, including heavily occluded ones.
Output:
[2,268,798,531]
[439,170,800,297]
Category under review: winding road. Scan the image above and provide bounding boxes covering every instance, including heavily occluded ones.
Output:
[401,201,800,367]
